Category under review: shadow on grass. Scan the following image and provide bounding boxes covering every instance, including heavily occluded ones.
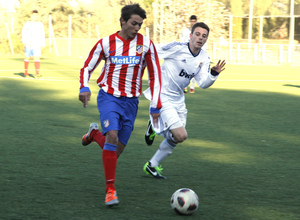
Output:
[1,79,299,220]
[13,72,37,78]
[284,84,300,89]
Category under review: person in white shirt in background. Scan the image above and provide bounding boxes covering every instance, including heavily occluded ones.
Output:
[21,10,45,78]
[181,15,198,93]
[143,22,226,179]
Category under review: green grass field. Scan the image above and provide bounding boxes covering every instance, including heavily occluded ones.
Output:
[1,55,300,220]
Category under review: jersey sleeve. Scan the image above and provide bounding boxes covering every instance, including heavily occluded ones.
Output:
[145,40,162,111]
[194,54,218,89]
[79,40,104,93]
[21,22,29,45]
[155,41,184,60]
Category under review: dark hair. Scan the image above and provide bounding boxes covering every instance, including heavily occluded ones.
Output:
[120,3,146,22]
[191,22,210,36]
[32,10,38,14]
[190,15,197,21]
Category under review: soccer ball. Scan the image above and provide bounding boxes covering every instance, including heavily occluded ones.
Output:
[170,188,199,215]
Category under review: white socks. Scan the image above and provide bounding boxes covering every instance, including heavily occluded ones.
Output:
[149,139,176,167]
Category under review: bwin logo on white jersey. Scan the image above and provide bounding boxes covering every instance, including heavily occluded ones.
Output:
[179,69,194,79]
[110,56,141,65]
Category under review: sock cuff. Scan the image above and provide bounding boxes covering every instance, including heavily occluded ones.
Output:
[103,143,117,151]
[166,131,177,147]
[162,138,176,149]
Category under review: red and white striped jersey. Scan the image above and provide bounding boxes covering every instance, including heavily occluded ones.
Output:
[79,32,162,110]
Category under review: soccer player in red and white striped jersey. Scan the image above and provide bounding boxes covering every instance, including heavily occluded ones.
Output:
[79,3,162,206]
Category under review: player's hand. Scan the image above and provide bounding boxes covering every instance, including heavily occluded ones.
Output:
[211,60,226,74]
[150,112,160,128]
[79,92,91,108]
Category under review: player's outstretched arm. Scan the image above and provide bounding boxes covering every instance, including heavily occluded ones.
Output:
[79,92,91,108]
[211,60,226,74]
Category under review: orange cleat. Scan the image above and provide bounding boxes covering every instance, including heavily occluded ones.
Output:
[82,123,99,146]
[105,188,119,206]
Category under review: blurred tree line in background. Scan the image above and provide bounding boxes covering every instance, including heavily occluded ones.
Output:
[219,0,300,41]
[152,0,229,43]
[0,0,299,54]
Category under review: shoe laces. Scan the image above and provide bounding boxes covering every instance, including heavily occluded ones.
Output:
[155,165,164,175]
[106,189,116,200]
[149,131,156,140]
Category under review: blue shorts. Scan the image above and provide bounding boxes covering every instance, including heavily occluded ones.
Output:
[25,47,41,57]
[97,89,139,146]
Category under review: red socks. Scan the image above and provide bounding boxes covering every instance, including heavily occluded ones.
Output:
[24,60,29,75]
[91,130,105,149]
[90,131,116,191]
[34,61,40,75]
[102,144,117,192]
[24,60,41,75]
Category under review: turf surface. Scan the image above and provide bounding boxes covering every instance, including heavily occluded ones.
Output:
[1,56,300,220]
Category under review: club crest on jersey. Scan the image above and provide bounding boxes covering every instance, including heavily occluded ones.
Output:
[136,45,143,54]
[104,119,109,128]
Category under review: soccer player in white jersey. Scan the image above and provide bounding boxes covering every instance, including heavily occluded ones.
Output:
[21,10,45,78]
[182,15,197,93]
[143,22,226,179]
[78,4,162,206]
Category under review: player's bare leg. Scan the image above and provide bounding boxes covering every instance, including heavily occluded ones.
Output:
[116,142,126,158]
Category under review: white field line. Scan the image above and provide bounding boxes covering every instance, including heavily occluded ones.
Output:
[0,75,79,82]
[0,69,78,72]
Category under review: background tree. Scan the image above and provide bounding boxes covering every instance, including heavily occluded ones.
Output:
[1,0,299,55]
[152,0,229,44]
[220,0,300,41]
[231,0,244,39]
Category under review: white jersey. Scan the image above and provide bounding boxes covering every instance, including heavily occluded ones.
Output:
[145,41,217,104]
[181,27,191,43]
[144,41,218,133]
[21,21,45,48]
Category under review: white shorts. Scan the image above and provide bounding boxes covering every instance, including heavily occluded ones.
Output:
[150,102,187,137]
[25,47,42,57]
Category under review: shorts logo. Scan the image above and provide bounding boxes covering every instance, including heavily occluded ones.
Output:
[136,45,143,54]
[165,122,168,128]
[104,119,109,128]
[110,56,141,65]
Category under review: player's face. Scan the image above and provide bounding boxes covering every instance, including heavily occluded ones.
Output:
[120,14,143,40]
[31,13,38,21]
[190,19,197,28]
[189,27,208,52]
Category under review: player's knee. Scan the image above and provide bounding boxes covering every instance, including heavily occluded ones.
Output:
[105,131,118,145]
[174,132,187,143]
